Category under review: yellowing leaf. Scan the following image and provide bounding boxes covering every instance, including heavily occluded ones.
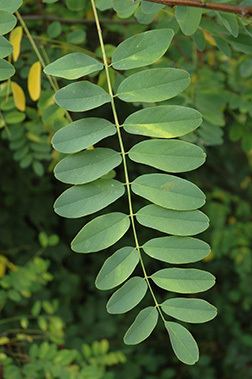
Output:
[11,81,26,111]
[9,26,23,62]
[28,61,41,101]
[203,31,216,47]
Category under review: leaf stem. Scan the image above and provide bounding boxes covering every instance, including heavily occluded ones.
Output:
[91,0,165,323]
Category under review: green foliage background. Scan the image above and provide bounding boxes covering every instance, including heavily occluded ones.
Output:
[1,0,252,377]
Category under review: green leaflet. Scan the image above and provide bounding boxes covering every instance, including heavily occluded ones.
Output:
[136,205,209,236]
[0,59,15,80]
[165,322,199,365]
[131,173,205,211]
[112,0,137,18]
[175,7,202,36]
[124,307,159,345]
[151,268,216,293]
[52,118,116,154]
[0,36,13,58]
[95,247,139,290]
[142,236,210,264]
[0,0,22,13]
[161,298,217,323]
[71,212,130,253]
[111,28,174,70]
[128,139,206,173]
[117,68,190,103]
[0,11,17,35]
[96,0,113,11]
[123,105,202,138]
[106,276,147,314]
[217,12,239,38]
[55,81,111,112]
[44,53,103,79]
[54,179,125,218]
[141,1,164,14]
[54,148,122,185]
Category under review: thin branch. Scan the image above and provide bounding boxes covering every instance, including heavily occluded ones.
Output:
[22,15,136,24]
[147,0,252,16]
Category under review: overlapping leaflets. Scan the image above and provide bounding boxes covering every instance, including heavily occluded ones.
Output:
[0,1,22,81]
[47,7,216,365]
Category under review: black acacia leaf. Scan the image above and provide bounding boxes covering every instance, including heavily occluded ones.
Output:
[46,5,216,364]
